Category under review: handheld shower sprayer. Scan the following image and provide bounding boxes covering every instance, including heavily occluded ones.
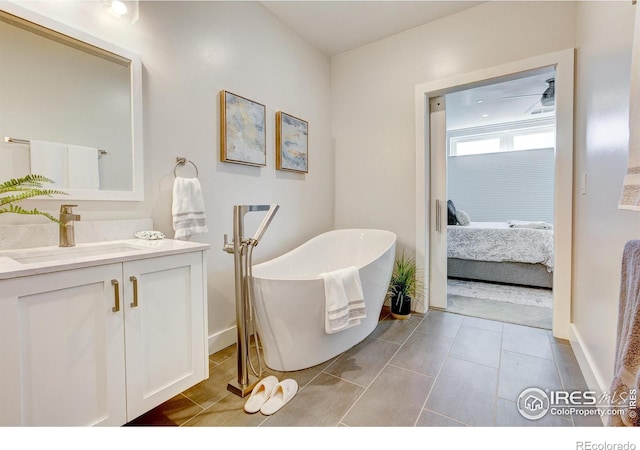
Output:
[252,204,280,245]
[223,203,279,397]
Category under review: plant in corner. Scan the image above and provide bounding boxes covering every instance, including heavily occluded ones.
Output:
[387,249,425,320]
[0,174,67,224]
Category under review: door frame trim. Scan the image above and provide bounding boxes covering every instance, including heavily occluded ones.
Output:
[414,48,575,339]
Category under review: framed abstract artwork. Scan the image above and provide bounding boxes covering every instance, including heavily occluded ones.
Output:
[275,111,308,173]
[220,90,266,166]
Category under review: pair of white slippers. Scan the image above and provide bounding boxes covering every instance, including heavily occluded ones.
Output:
[243,376,298,415]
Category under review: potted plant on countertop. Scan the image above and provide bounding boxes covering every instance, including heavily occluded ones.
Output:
[0,174,67,224]
[387,249,425,319]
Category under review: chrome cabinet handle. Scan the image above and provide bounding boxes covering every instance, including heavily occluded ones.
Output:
[130,276,139,308]
[111,279,120,312]
[435,199,442,233]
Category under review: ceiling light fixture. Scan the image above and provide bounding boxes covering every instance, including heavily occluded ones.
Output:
[109,0,128,17]
[104,0,139,24]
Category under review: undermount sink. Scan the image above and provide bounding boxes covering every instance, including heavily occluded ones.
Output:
[0,242,146,265]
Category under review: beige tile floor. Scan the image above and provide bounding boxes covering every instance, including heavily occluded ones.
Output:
[127,307,602,427]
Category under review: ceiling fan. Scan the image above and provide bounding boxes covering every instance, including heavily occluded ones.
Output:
[501,78,555,114]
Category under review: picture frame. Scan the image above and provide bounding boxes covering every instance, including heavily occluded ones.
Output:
[276,111,308,173]
[220,90,266,166]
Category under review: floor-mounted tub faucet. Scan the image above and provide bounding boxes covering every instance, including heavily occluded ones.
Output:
[223,203,279,397]
[59,204,81,247]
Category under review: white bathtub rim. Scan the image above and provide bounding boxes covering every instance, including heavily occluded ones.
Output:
[252,228,397,281]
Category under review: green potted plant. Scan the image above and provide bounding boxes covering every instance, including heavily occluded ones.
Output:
[0,174,67,224]
[387,249,425,319]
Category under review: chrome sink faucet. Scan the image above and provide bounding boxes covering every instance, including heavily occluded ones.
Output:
[59,204,81,247]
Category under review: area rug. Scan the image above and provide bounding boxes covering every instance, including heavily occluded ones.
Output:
[445,279,553,330]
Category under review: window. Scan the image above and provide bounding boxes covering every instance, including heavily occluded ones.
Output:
[513,130,555,151]
[453,137,501,156]
[448,119,555,157]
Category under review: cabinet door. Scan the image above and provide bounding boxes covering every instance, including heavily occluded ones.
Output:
[123,251,207,420]
[0,264,126,426]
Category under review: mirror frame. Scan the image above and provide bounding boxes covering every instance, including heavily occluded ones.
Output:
[0,2,144,201]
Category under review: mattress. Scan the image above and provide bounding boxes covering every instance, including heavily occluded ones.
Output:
[447,258,553,288]
[447,221,554,271]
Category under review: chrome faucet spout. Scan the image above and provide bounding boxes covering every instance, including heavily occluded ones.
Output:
[59,204,81,247]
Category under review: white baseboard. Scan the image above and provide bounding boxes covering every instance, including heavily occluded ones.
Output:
[208,325,236,356]
[569,324,609,426]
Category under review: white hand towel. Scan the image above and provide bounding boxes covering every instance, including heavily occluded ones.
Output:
[172,176,208,240]
[29,140,67,188]
[67,144,100,190]
[318,266,366,334]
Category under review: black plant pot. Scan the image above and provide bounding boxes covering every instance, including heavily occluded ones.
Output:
[390,293,411,319]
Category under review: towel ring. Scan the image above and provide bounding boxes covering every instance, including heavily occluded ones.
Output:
[174,157,199,178]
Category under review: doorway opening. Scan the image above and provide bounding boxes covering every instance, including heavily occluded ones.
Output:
[414,49,574,339]
[444,69,556,329]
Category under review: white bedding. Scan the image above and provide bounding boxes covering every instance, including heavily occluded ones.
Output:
[447,221,554,271]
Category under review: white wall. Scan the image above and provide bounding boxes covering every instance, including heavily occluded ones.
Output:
[572,1,639,391]
[4,1,334,353]
[331,1,577,249]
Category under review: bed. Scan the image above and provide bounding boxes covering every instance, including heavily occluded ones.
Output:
[447,221,554,289]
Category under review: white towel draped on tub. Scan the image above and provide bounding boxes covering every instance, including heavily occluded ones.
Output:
[619,5,640,210]
[318,266,366,334]
[29,140,67,188]
[67,144,100,190]
[172,176,208,240]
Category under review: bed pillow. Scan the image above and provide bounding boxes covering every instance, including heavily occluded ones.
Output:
[447,200,458,225]
[456,210,470,226]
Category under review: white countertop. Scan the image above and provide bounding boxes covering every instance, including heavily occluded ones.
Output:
[0,239,210,280]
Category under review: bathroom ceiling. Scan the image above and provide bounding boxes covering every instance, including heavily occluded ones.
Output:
[260,1,553,130]
[260,1,484,56]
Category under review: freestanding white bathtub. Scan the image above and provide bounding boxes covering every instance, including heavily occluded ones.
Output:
[251,229,396,371]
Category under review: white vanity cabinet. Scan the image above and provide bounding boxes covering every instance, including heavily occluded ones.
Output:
[123,252,207,420]
[0,244,208,426]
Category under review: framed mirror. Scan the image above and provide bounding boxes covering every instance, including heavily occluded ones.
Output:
[0,3,143,201]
